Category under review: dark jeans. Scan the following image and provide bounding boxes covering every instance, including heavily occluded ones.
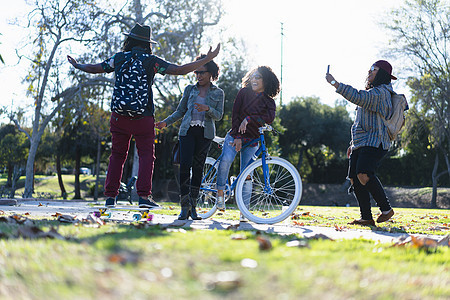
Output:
[179,126,212,199]
[348,145,392,220]
[104,112,155,198]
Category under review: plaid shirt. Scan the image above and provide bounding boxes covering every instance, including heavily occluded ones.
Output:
[336,83,393,150]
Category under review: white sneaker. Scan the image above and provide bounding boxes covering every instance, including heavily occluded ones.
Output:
[216,196,225,210]
[239,213,248,222]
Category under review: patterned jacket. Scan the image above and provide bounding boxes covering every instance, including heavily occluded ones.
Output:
[336,83,393,150]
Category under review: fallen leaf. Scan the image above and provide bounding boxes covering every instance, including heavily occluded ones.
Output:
[334,225,347,231]
[52,212,62,218]
[203,271,242,291]
[107,250,140,265]
[226,224,240,230]
[292,221,305,226]
[256,235,272,251]
[57,215,76,223]
[38,203,43,207]
[411,235,438,249]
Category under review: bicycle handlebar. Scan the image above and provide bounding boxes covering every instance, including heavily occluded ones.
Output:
[258,125,279,135]
[213,125,279,147]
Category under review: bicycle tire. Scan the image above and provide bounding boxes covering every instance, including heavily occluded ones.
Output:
[197,157,219,219]
[197,157,232,219]
[235,157,302,224]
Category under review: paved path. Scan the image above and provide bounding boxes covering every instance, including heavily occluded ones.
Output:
[0,199,440,243]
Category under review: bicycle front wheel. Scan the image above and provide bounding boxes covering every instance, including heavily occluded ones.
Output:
[235,157,302,224]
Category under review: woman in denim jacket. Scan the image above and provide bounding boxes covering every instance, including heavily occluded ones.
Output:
[156,55,224,220]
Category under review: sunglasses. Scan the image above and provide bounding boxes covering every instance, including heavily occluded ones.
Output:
[194,70,208,75]
[251,75,263,80]
[370,66,379,72]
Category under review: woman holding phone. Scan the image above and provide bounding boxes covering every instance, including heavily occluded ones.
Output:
[325,60,396,226]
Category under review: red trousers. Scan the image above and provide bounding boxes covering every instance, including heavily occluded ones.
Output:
[104,112,155,198]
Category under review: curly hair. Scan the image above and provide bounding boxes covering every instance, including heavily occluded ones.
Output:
[122,37,153,54]
[241,66,280,98]
[195,54,220,81]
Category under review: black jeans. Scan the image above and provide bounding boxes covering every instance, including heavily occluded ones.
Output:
[179,126,212,198]
[348,145,392,220]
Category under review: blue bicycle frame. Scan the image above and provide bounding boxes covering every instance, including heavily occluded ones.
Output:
[201,127,271,196]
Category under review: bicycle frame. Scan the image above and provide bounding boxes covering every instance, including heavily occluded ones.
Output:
[200,125,273,196]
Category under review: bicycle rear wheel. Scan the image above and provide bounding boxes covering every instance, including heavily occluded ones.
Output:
[235,157,302,224]
[197,157,233,219]
[196,157,218,219]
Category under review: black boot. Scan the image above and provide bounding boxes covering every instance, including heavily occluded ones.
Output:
[178,194,191,220]
[189,195,202,220]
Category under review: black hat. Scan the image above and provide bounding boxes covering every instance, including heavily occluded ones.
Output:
[124,23,157,44]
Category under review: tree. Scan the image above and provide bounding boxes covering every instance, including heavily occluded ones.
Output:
[11,0,103,198]
[0,127,29,198]
[278,97,352,183]
[383,0,450,207]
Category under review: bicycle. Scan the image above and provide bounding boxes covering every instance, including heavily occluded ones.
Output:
[196,125,302,224]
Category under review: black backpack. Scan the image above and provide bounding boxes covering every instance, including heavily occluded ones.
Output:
[111,52,152,117]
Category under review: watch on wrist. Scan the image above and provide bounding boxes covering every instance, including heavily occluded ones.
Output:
[330,80,336,86]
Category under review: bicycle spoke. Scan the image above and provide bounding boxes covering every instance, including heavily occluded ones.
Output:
[235,157,302,224]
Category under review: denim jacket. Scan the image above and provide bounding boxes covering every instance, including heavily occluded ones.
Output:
[163,83,224,139]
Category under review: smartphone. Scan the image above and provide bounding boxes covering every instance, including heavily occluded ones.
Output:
[327,65,330,74]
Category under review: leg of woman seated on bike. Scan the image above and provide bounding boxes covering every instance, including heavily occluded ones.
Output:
[216,133,237,209]
[216,133,258,210]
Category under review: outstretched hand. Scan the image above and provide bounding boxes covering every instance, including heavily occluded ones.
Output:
[67,55,78,67]
[206,44,221,61]
[325,73,335,84]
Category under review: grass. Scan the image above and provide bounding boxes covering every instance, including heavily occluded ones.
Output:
[1,175,102,199]
[0,217,449,299]
[150,204,450,236]
[1,176,449,299]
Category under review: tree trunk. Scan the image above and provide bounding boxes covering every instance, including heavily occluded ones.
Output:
[94,135,101,201]
[6,162,12,187]
[56,151,67,199]
[74,146,81,199]
[9,165,21,199]
[296,148,304,171]
[23,135,40,198]
[431,152,439,208]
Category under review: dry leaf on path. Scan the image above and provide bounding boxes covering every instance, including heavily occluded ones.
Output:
[256,235,272,251]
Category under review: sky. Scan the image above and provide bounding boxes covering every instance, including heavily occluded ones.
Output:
[0,0,408,123]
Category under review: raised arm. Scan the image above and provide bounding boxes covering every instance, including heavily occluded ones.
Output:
[67,55,105,74]
[165,44,220,75]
